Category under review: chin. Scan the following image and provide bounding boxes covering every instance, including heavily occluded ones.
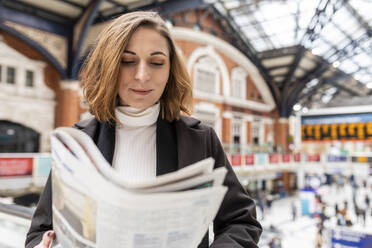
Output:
[131,102,153,109]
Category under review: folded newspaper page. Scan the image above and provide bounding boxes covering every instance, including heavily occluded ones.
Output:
[50,127,228,248]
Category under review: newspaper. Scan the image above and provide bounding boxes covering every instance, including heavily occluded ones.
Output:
[50,127,228,248]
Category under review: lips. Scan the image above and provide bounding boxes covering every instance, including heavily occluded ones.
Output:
[131,89,152,95]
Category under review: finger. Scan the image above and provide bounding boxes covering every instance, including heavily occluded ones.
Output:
[42,231,55,247]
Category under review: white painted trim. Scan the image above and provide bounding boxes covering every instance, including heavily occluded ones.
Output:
[222,111,233,119]
[171,27,275,110]
[193,90,224,102]
[231,67,247,99]
[194,91,273,112]
[261,118,274,125]
[60,80,80,91]
[225,97,273,112]
[187,45,229,96]
[300,105,372,116]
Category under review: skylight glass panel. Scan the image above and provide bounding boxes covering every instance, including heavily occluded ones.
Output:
[250,38,273,52]
[276,33,297,47]
[259,1,291,20]
[269,35,283,48]
[333,10,360,34]
[295,29,306,43]
[262,17,295,36]
[234,15,251,26]
[321,23,346,45]
[350,28,366,40]
[354,54,371,68]
[349,0,372,22]
[241,25,262,40]
[299,0,320,13]
[335,38,351,51]
[252,11,265,23]
[298,11,314,29]
[311,39,332,56]
[286,0,299,13]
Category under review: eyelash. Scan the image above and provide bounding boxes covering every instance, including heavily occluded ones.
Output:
[120,60,164,66]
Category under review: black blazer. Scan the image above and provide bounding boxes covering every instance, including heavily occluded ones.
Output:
[26,115,262,248]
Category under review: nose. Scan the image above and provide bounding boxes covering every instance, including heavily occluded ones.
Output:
[134,61,150,82]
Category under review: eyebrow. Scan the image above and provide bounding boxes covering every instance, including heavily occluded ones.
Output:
[123,50,167,56]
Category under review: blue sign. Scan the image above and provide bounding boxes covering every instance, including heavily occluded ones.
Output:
[255,153,267,165]
[328,155,347,162]
[37,156,52,176]
[331,229,372,248]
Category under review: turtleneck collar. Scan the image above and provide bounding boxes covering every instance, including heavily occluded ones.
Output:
[115,102,160,127]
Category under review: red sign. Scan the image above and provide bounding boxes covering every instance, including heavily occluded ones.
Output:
[293,153,301,162]
[0,158,33,176]
[269,154,279,163]
[245,154,255,165]
[231,154,242,166]
[307,154,320,162]
[282,154,291,163]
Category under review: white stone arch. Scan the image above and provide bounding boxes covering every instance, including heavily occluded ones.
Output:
[171,27,276,111]
[187,46,230,97]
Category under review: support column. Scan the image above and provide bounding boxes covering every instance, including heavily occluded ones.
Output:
[56,80,81,127]
[246,121,251,144]
[274,118,289,152]
[282,171,292,193]
[222,112,232,144]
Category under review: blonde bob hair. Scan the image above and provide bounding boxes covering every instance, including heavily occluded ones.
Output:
[81,11,193,123]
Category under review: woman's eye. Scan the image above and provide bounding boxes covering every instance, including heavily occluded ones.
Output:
[151,62,164,66]
[121,60,135,64]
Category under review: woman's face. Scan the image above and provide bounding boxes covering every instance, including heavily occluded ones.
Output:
[118,26,170,109]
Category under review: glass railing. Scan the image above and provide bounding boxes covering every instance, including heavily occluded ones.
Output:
[0,202,33,248]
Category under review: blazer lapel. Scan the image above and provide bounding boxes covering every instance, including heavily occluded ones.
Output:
[96,121,116,166]
[156,117,178,176]
[175,116,206,170]
[75,117,115,166]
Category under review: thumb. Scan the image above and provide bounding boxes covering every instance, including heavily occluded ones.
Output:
[42,231,55,247]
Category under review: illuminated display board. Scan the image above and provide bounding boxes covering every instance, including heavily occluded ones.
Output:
[301,113,372,141]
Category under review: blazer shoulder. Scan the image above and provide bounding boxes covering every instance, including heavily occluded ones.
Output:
[73,116,97,129]
[179,115,217,132]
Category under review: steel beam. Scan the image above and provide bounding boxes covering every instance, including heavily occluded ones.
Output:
[1,0,75,27]
[70,0,103,79]
[283,62,330,117]
[0,22,67,78]
[0,2,71,36]
[280,46,306,115]
[55,0,85,9]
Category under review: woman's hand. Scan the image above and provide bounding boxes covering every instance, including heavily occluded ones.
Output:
[34,230,54,248]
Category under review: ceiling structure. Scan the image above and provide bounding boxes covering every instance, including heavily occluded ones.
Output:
[209,0,372,116]
[0,0,371,117]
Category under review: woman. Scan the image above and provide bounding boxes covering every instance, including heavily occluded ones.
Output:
[26,11,262,248]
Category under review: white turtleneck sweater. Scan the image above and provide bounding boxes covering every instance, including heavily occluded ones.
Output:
[112,103,160,183]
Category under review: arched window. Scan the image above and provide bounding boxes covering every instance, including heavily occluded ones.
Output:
[231,67,246,99]
[0,121,40,152]
[193,56,220,95]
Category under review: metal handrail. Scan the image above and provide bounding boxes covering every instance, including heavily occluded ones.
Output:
[0,202,34,219]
